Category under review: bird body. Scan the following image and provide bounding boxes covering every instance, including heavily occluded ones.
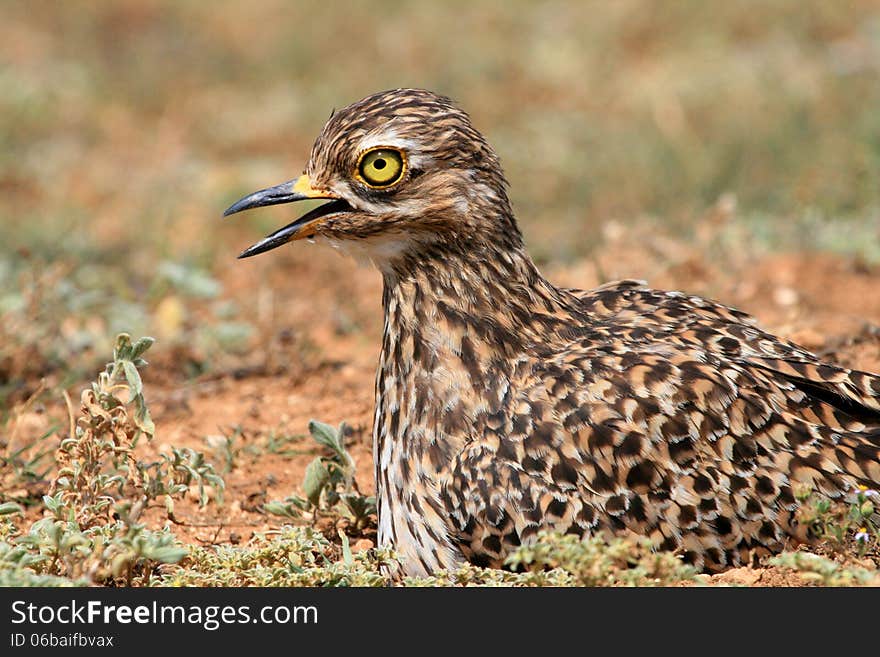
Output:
[226,89,880,579]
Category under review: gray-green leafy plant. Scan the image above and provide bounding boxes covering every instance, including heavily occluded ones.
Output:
[0,333,221,586]
[205,425,245,475]
[503,530,696,587]
[158,525,392,587]
[794,484,879,557]
[769,551,880,586]
[264,420,376,530]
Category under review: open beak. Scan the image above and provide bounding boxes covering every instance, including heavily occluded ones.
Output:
[223,174,350,258]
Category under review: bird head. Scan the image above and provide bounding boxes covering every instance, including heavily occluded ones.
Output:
[224,89,518,267]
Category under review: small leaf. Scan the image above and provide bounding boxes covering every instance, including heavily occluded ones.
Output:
[147,546,188,564]
[134,401,155,437]
[122,360,143,398]
[288,496,310,511]
[42,495,60,512]
[0,502,23,516]
[262,500,301,518]
[302,457,330,507]
[341,494,376,520]
[337,421,352,458]
[339,530,353,566]
[114,333,133,360]
[129,336,156,359]
[308,420,342,454]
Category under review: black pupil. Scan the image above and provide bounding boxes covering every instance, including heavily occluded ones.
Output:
[374,158,387,170]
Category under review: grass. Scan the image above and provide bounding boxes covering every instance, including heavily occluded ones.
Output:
[2,2,880,587]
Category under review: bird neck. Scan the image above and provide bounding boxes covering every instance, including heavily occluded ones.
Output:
[372,234,578,575]
[380,237,572,354]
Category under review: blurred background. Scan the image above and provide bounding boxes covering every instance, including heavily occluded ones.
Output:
[3,0,880,409]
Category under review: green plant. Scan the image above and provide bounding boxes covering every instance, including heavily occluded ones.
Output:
[402,532,696,587]
[264,420,376,531]
[51,334,155,528]
[794,484,879,557]
[1,333,221,586]
[205,425,245,475]
[503,531,696,587]
[0,502,23,517]
[13,512,186,587]
[157,525,391,587]
[264,429,307,456]
[0,538,86,587]
[138,447,226,517]
[769,551,880,587]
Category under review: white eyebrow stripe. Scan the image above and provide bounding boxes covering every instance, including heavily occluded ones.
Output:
[356,130,434,171]
[357,131,415,151]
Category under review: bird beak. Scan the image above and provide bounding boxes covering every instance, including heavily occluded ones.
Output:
[223,174,350,258]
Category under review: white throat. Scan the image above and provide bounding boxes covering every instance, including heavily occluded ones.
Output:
[320,232,429,273]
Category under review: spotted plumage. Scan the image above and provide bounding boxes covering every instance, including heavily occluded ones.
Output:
[225,88,880,579]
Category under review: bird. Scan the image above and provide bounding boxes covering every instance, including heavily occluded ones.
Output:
[224,88,880,580]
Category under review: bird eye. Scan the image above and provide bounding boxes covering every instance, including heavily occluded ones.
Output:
[357,148,405,188]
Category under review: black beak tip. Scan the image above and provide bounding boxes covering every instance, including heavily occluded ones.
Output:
[236,232,292,259]
[237,247,258,259]
[237,243,262,259]
[223,198,250,218]
[222,180,300,219]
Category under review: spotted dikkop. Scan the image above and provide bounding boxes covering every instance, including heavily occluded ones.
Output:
[225,88,880,579]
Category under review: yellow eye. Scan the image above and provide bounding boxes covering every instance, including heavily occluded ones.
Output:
[357,148,405,188]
